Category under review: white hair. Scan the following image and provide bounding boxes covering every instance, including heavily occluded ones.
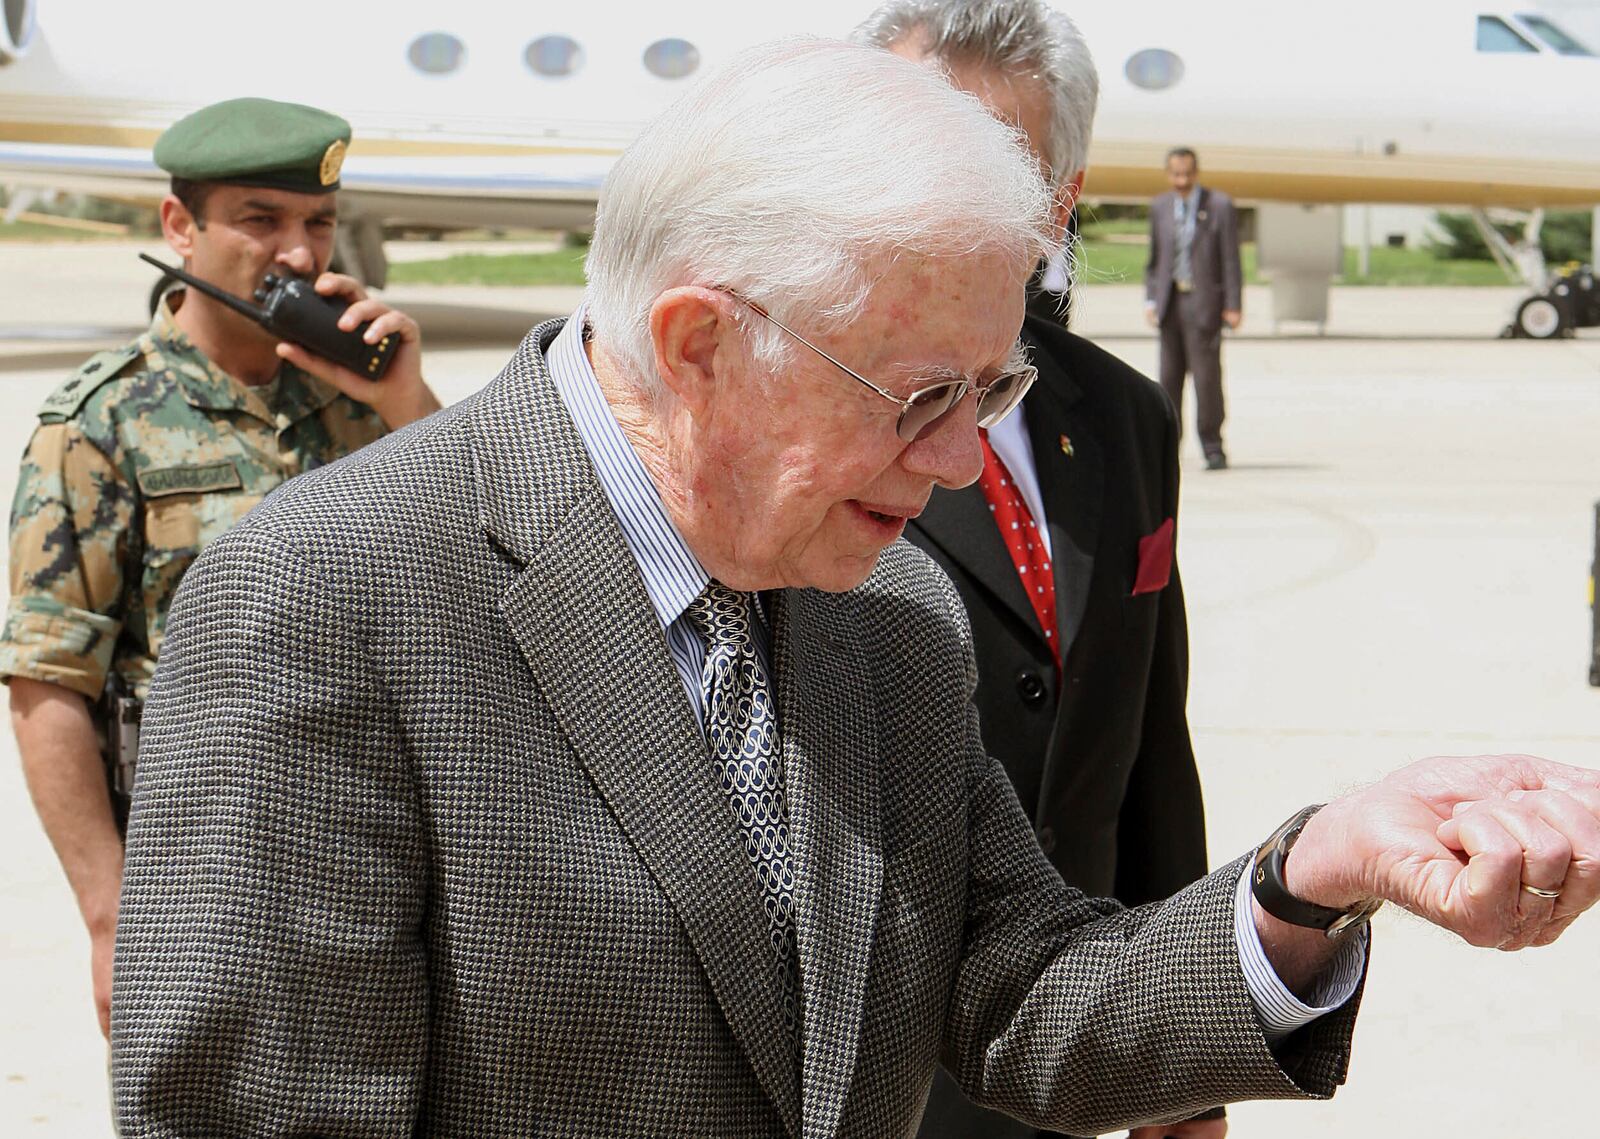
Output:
[584,37,1052,392]
[851,0,1100,189]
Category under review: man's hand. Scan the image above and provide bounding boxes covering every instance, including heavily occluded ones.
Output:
[1129,1116,1227,1138]
[1221,309,1242,331]
[1144,304,1160,329]
[275,272,442,430]
[1287,755,1600,951]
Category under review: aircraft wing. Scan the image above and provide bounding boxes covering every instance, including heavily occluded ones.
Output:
[0,143,610,231]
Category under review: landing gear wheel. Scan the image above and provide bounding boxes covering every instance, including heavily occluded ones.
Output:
[1515,296,1567,339]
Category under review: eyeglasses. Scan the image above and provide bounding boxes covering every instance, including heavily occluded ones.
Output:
[728,294,1037,443]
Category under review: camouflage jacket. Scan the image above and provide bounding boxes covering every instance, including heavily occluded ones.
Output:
[1,299,387,701]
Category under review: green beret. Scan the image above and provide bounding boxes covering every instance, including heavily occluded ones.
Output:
[154,97,351,193]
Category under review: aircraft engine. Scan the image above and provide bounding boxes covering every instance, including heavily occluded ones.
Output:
[0,0,37,63]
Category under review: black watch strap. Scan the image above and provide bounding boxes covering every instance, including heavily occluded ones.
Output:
[1252,804,1383,938]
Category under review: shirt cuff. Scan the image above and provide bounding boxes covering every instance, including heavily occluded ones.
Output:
[1233,861,1368,1042]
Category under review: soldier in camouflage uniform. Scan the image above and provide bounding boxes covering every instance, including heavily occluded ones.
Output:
[1,98,441,1039]
[10,305,394,701]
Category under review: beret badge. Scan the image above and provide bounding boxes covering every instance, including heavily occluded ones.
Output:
[320,139,347,188]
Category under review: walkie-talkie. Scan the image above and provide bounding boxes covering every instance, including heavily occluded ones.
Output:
[140,255,398,379]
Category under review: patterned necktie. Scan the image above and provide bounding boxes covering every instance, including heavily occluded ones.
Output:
[1175,195,1194,287]
[977,430,1060,669]
[684,583,800,1048]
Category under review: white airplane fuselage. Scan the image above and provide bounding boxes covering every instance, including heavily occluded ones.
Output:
[1,0,1595,229]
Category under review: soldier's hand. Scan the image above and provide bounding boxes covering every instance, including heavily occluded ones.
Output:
[275,272,442,430]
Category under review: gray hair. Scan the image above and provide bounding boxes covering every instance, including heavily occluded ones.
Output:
[584,37,1052,392]
[851,0,1099,189]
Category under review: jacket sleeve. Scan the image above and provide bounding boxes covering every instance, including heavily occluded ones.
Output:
[939,582,1359,1135]
[944,758,1361,1133]
[1144,200,1163,306]
[1220,197,1243,313]
[0,423,134,698]
[111,523,428,1138]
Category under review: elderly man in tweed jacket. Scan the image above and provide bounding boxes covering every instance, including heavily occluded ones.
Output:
[111,38,1600,1139]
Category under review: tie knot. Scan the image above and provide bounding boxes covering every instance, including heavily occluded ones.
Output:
[686,581,755,648]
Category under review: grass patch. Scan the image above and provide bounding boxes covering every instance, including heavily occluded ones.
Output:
[1079,217,1149,238]
[1075,239,1511,288]
[383,239,1518,289]
[387,248,588,286]
[1075,240,1158,285]
[0,219,125,241]
[1337,245,1510,286]
[1074,240,1263,286]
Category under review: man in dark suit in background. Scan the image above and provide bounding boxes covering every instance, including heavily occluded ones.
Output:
[1144,147,1242,470]
[854,2,1221,1136]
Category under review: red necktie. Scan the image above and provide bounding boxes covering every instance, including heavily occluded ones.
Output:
[977,430,1060,669]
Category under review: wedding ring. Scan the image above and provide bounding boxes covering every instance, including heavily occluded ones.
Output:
[1521,883,1561,900]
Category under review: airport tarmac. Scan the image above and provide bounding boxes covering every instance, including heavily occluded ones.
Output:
[2,243,1598,1136]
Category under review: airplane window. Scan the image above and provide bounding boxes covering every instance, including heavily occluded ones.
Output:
[643,38,700,80]
[1123,48,1185,90]
[1,0,38,63]
[1476,15,1538,53]
[526,35,585,77]
[1517,14,1595,56]
[408,32,466,75]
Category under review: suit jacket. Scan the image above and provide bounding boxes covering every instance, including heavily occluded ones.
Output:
[112,320,1357,1138]
[907,318,1210,1138]
[909,317,1205,908]
[1144,187,1243,324]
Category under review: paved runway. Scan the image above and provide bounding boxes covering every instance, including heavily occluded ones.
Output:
[2,243,1597,1135]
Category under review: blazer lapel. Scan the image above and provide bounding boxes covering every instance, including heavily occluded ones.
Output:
[1021,333,1103,663]
[912,478,1040,640]
[770,588,882,1139]
[470,325,802,1136]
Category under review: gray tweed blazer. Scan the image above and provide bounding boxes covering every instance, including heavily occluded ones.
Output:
[112,321,1358,1137]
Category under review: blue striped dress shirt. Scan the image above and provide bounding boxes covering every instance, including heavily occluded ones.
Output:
[544,307,770,729]
[542,307,1362,1041]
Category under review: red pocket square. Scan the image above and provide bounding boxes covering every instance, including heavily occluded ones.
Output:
[1132,517,1174,596]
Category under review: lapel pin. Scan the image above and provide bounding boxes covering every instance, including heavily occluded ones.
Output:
[1059,434,1074,458]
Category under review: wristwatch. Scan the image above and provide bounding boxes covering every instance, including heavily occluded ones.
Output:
[1252,804,1383,939]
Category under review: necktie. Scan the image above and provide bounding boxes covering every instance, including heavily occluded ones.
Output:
[977,431,1060,669]
[685,583,800,1048]
[1175,196,1194,287]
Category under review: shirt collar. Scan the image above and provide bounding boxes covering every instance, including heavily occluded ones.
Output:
[544,306,710,633]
